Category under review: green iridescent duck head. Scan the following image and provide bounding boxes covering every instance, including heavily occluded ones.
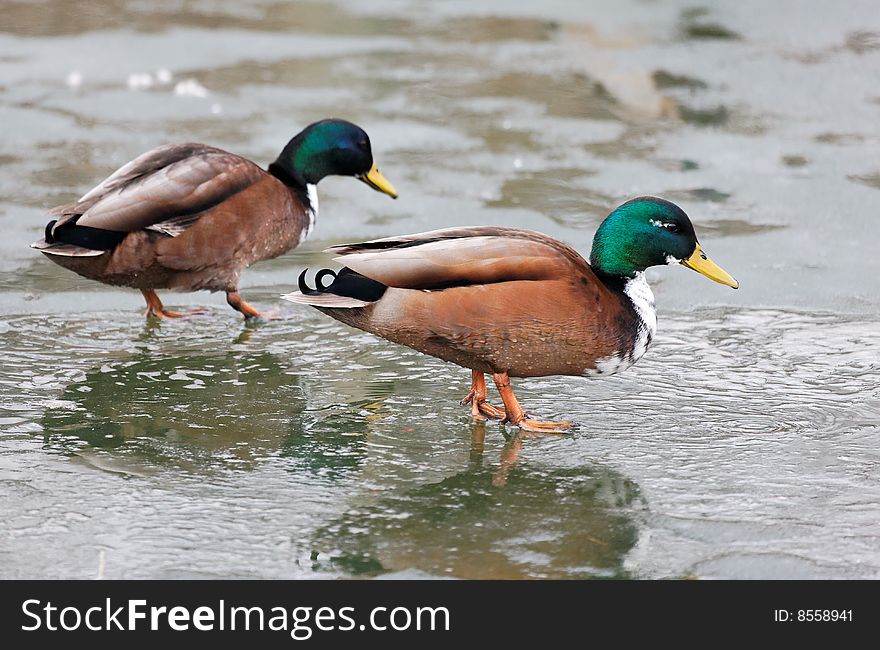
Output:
[271,118,398,198]
[589,196,738,288]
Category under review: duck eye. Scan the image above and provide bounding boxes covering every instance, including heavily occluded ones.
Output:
[357,139,369,152]
[663,222,681,233]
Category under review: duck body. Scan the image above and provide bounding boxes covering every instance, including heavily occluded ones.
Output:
[284,197,738,433]
[34,143,310,293]
[32,119,398,319]
[308,227,655,378]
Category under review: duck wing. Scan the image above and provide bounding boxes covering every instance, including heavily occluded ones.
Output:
[48,143,266,239]
[326,227,589,290]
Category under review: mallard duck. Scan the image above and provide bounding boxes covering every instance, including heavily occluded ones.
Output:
[31,119,398,319]
[283,197,738,433]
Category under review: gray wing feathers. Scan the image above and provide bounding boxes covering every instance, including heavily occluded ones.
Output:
[332,234,579,290]
[144,213,204,237]
[49,144,260,236]
[76,143,214,205]
[325,226,511,255]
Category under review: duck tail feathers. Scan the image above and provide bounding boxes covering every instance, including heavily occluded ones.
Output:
[281,268,383,309]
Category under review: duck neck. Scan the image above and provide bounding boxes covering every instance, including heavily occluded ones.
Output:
[595,270,657,361]
[267,162,319,241]
[621,272,657,342]
[300,183,318,243]
[268,159,307,187]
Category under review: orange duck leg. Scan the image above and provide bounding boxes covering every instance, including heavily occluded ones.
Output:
[141,289,186,319]
[226,291,262,319]
[492,371,572,434]
[460,370,506,421]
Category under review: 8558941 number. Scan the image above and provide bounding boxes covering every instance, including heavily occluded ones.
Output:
[774,610,853,622]
[799,610,852,622]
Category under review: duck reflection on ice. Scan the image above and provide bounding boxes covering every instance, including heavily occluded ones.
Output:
[310,426,645,579]
[40,348,306,473]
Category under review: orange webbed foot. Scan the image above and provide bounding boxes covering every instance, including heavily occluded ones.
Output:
[244,306,288,321]
[142,289,207,320]
[477,400,506,420]
[146,307,209,319]
[514,418,573,435]
[226,291,288,321]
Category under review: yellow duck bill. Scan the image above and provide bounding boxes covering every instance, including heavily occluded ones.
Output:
[358,163,399,198]
[681,245,739,288]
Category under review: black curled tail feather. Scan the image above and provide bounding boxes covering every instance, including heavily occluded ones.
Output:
[298,268,338,295]
[45,220,58,243]
[297,268,313,293]
[297,267,387,302]
[43,219,127,250]
[315,269,338,290]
